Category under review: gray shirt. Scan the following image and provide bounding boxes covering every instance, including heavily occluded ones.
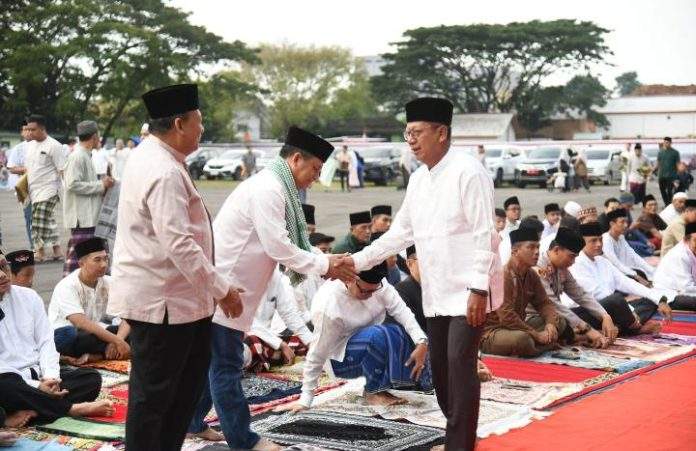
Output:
[62,145,104,229]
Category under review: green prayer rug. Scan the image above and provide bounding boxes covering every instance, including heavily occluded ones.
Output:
[36,417,125,441]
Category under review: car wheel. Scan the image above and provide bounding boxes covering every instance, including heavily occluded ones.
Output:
[494,169,503,188]
[514,173,526,188]
[233,167,243,181]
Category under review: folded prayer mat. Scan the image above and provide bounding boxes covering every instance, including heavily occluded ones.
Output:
[36,417,125,441]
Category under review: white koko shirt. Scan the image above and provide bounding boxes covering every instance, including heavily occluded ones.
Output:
[601,232,655,279]
[654,241,696,298]
[24,135,66,203]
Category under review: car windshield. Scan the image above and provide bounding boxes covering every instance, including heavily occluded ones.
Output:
[527,148,561,159]
[220,150,244,159]
[485,149,502,158]
[586,150,610,160]
[359,148,393,158]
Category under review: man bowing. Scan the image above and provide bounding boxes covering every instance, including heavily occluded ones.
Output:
[107,84,243,451]
[346,98,502,450]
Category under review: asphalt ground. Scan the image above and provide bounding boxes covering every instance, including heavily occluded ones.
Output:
[0,177,668,303]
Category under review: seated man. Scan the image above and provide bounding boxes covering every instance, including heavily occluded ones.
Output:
[48,238,130,364]
[0,251,112,425]
[597,197,620,233]
[284,262,430,410]
[370,205,392,233]
[570,222,669,331]
[5,250,35,288]
[499,216,544,265]
[393,246,492,381]
[662,199,696,255]
[494,208,506,234]
[246,266,314,372]
[332,211,372,254]
[502,196,521,235]
[653,222,696,312]
[481,228,569,357]
[632,194,668,250]
[541,203,561,240]
[602,208,655,283]
[659,191,687,225]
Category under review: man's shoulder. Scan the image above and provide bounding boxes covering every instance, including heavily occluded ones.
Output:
[10,285,43,307]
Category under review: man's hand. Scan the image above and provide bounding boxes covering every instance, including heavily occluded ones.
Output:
[279,342,296,365]
[105,343,118,360]
[658,301,673,324]
[533,329,551,345]
[102,176,115,190]
[586,328,609,348]
[273,402,307,414]
[38,379,68,398]
[545,323,559,343]
[466,292,487,327]
[112,338,130,359]
[325,254,357,283]
[601,315,619,343]
[405,343,428,380]
[218,287,245,318]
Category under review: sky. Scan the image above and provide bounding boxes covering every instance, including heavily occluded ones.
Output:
[170,0,696,89]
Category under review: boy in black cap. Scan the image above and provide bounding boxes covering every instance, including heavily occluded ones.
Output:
[370,205,393,234]
[542,203,561,240]
[333,211,372,254]
[494,208,506,234]
[309,233,334,254]
[5,250,35,288]
[633,194,667,250]
[482,228,567,358]
[503,196,521,234]
[602,208,655,285]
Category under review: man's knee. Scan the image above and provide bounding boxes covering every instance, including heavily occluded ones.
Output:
[482,330,537,357]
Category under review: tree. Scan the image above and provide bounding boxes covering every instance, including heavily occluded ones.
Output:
[239,44,379,138]
[615,71,641,96]
[371,20,612,130]
[0,0,257,139]
[558,75,610,126]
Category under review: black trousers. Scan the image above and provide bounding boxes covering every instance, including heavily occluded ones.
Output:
[427,316,482,451]
[659,178,675,206]
[671,295,696,311]
[572,293,657,335]
[0,367,101,425]
[336,169,349,191]
[126,315,212,451]
[57,325,122,357]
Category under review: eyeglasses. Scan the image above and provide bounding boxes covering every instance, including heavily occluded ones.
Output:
[403,125,439,141]
[356,281,383,295]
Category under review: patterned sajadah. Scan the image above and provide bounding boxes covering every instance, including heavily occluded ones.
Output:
[533,347,651,373]
[15,429,106,450]
[480,378,584,409]
[251,411,444,451]
[241,374,302,404]
[83,360,130,374]
[630,333,696,346]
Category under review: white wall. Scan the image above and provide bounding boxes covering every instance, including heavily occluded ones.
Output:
[606,112,696,138]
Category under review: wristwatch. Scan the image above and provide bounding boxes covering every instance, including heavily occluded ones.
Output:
[470,288,489,297]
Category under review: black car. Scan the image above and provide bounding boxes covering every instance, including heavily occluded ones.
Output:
[359,146,401,186]
[185,147,223,180]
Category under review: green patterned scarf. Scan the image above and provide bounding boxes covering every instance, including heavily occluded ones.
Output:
[267,156,312,285]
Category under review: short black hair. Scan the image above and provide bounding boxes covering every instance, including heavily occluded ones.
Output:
[664,137,672,142]
[495,208,506,218]
[67,137,76,145]
[279,144,314,160]
[604,197,620,207]
[148,113,187,134]
[26,114,46,128]
[519,216,544,234]
[78,132,96,142]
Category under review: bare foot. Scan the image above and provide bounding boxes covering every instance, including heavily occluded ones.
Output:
[430,445,445,451]
[69,400,114,417]
[478,360,493,382]
[364,391,407,407]
[34,249,45,263]
[640,320,662,335]
[187,427,224,442]
[4,410,37,428]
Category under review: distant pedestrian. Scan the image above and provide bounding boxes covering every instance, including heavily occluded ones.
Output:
[573,149,590,192]
[627,143,651,204]
[676,161,693,193]
[656,137,680,206]
[109,138,131,181]
[6,123,33,249]
[241,146,256,179]
[335,145,351,192]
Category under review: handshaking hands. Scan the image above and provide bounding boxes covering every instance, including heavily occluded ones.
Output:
[325,254,358,282]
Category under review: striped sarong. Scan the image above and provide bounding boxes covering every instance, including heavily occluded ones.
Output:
[331,324,433,393]
[31,195,60,249]
[63,226,97,275]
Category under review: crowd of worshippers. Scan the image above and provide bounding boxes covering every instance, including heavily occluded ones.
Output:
[3,170,696,437]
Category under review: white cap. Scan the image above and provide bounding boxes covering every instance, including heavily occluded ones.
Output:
[564,201,582,217]
[673,192,688,200]
[141,122,149,133]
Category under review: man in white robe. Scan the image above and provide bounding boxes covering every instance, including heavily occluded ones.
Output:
[653,222,696,312]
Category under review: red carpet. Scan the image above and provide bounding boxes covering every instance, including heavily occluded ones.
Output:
[482,356,604,383]
[87,402,127,424]
[663,321,696,335]
[479,358,696,451]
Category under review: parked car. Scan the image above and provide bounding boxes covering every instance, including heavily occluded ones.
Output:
[185,147,223,180]
[514,146,563,188]
[359,146,401,186]
[482,145,527,187]
[583,148,623,185]
[203,149,263,180]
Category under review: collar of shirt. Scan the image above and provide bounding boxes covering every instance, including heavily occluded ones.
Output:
[149,135,187,163]
[427,149,454,178]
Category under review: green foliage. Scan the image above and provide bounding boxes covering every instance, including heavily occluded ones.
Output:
[372,20,612,131]
[615,71,641,96]
[0,0,257,139]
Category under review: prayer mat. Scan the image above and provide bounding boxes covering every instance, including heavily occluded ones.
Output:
[478,355,696,451]
[632,332,696,346]
[65,366,128,388]
[532,348,651,373]
[480,378,584,409]
[86,403,127,424]
[654,313,696,322]
[662,321,696,335]
[37,418,125,441]
[83,360,130,374]
[242,374,302,404]
[4,438,72,450]
[108,387,128,401]
[15,429,107,450]
[481,356,604,383]
[251,411,444,451]
[590,338,695,362]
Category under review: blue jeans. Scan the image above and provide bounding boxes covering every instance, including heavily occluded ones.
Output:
[24,203,33,249]
[208,324,259,449]
[54,326,78,352]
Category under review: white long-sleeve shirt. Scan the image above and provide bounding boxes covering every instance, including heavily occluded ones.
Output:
[601,232,655,278]
[0,286,60,387]
[212,168,329,332]
[654,241,696,298]
[499,233,512,266]
[248,267,313,350]
[351,150,502,317]
[299,279,427,407]
[293,247,327,323]
[569,252,667,304]
[541,219,559,240]
[659,205,679,225]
